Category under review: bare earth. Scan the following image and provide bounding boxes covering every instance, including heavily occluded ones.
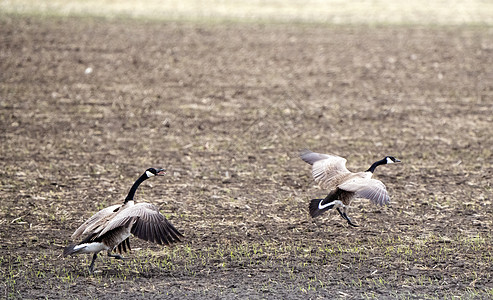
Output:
[1,16,492,299]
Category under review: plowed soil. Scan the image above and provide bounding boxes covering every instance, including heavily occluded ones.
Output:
[1,16,492,299]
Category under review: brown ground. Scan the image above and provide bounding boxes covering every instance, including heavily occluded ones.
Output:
[1,16,492,299]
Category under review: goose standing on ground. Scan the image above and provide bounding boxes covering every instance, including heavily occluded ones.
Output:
[63,168,183,273]
[300,150,400,227]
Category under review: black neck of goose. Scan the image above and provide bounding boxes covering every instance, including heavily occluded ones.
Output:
[124,173,148,203]
[366,158,387,173]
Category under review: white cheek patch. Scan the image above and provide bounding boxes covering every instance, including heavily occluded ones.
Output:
[145,170,154,177]
[386,157,394,164]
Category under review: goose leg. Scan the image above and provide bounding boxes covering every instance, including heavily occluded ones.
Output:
[88,253,98,273]
[107,251,125,260]
[337,207,359,227]
[344,214,359,228]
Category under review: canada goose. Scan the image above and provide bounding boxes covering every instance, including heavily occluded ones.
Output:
[63,168,183,273]
[300,150,400,227]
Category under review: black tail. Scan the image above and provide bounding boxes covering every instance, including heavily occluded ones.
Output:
[309,190,338,218]
[309,199,326,218]
[63,244,79,257]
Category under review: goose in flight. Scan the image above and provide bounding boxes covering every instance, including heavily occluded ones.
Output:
[300,150,400,227]
[63,168,183,273]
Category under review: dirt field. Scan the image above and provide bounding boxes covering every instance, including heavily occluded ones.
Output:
[1,15,492,299]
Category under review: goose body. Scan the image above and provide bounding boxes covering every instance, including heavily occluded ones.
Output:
[63,168,183,272]
[300,150,400,226]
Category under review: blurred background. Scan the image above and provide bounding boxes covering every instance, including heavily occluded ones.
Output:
[2,0,493,25]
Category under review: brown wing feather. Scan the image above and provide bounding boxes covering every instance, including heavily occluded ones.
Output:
[299,149,331,165]
[99,203,182,245]
[164,219,183,240]
[338,177,390,206]
[71,204,121,239]
[300,150,351,190]
[156,223,169,245]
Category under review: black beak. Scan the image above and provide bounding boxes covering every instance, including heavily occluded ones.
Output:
[394,158,401,163]
[156,168,166,176]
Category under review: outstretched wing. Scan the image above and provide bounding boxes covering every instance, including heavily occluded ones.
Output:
[97,203,183,245]
[300,149,351,190]
[71,204,121,239]
[338,177,390,206]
